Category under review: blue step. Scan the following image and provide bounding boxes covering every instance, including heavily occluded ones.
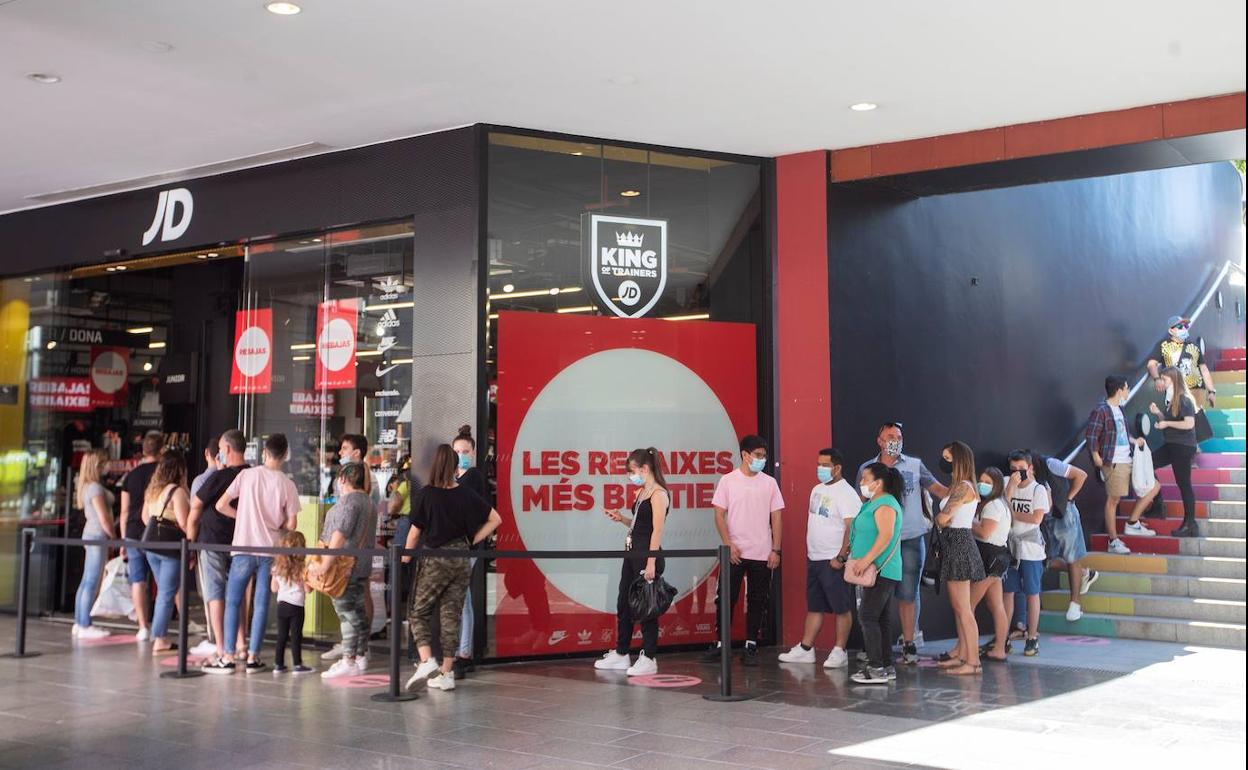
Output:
[1202,438,1244,453]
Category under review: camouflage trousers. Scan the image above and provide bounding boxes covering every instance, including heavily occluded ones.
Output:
[408,540,471,654]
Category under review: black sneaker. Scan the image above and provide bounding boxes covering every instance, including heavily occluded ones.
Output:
[452,658,468,680]
[245,659,267,674]
[742,644,759,667]
[702,643,723,661]
[1024,638,1040,657]
[291,665,314,675]
[851,667,890,684]
[902,642,919,664]
[272,665,288,674]
[202,657,235,675]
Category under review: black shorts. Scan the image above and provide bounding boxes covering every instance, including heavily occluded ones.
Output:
[806,558,855,615]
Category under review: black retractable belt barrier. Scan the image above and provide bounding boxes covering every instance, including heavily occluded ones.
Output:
[161,538,205,679]
[703,544,751,702]
[1,529,41,659]
[372,542,419,702]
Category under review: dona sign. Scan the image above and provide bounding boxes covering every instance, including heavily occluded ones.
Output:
[496,312,756,654]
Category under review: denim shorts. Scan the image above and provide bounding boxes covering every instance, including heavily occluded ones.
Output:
[893,534,926,602]
[127,547,152,584]
[1002,559,1044,596]
[198,549,231,602]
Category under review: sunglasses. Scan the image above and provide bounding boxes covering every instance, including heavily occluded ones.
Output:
[1171,323,1190,330]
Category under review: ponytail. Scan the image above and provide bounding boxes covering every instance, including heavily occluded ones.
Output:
[627,447,668,491]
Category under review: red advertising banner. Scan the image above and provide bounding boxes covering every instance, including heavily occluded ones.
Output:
[495,311,756,656]
[29,377,92,412]
[314,299,358,390]
[229,308,273,395]
[88,346,129,408]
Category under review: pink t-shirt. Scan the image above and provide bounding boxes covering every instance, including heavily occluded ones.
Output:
[711,468,785,561]
[223,466,301,550]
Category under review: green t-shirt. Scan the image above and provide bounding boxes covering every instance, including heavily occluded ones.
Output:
[849,494,903,582]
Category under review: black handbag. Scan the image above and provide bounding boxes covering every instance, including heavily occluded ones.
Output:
[627,574,678,623]
[142,486,184,544]
[921,528,944,589]
[1195,408,1214,443]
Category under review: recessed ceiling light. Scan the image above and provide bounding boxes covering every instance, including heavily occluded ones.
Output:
[115,265,127,271]
[609,74,638,86]
[46,340,57,350]
[196,254,208,260]
[148,341,166,349]
[105,267,116,272]
[849,102,878,112]
[502,284,515,293]
[143,361,153,372]
[620,190,642,198]
[265,2,302,14]
[206,252,219,257]
[549,288,561,296]
[26,73,62,85]
[570,151,584,156]
[127,326,154,334]
[140,41,175,53]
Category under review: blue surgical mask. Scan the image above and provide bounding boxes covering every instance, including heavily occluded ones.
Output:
[457,453,472,471]
[977,482,992,496]
[749,457,767,473]
[1171,327,1190,341]
[216,451,225,465]
[816,466,834,484]
[628,474,644,486]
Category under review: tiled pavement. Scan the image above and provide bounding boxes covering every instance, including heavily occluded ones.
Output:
[0,618,1242,769]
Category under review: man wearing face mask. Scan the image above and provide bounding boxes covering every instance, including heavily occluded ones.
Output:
[706,435,785,666]
[857,422,947,664]
[1148,315,1216,409]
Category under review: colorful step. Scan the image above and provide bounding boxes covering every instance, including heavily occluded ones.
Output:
[1091,533,1180,554]
[1081,552,1246,579]
[1091,534,1246,558]
[1041,591,1246,624]
[1210,501,1247,520]
[1059,571,1247,600]
[1195,452,1244,469]
[1155,467,1244,485]
[1211,370,1245,386]
[1115,516,1245,538]
[1038,610,1246,647]
[1202,438,1245,453]
[1155,483,1245,502]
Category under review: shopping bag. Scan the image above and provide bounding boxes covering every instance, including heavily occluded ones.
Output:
[1132,444,1156,497]
[91,556,136,619]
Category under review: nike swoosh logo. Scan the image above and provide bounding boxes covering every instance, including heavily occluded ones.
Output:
[375,364,399,377]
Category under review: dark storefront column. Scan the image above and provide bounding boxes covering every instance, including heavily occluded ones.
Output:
[774,151,832,647]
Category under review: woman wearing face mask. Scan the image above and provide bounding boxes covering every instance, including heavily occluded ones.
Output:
[849,463,905,685]
[1132,367,1201,538]
[450,425,487,676]
[596,448,670,676]
[934,442,985,675]
[966,468,1012,661]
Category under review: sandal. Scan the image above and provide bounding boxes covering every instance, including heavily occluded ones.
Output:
[937,656,965,669]
[1007,626,1027,642]
[984,653,1008,663]
[948,664,982,676]
[937,651,957,662]
[980,639,1013,656]
[152,642,178,655]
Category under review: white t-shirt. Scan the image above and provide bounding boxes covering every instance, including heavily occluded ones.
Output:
[975,498,1011,547]
[806,479,860,560]
[945,481,978,529]
[275,574,305,607]
[1110,405,1132,464]
[1008,481,1050,561]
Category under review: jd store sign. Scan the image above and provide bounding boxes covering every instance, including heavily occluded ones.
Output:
[583,214,667,318]
[141,187,194,246]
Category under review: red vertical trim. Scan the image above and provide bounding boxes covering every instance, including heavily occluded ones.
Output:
[775,151,832,647]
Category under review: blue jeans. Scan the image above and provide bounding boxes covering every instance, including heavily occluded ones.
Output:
[457,560,476,658]
[75,536,108,627]
[146,550,182,640]
[224,554,272,657]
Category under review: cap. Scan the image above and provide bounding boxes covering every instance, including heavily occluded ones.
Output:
[1165,315,1191,329]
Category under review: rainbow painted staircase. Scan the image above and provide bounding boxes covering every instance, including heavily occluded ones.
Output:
[1041,346,1246,648]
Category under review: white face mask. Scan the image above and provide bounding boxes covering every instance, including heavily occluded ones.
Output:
[859,483,874,498]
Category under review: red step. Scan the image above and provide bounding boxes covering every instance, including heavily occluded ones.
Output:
[1196,453,1245,469]
[1090,533,1180,554]
[1156,467,1236,484]
[1115,517,1187,535]
[1117,499,1210,518]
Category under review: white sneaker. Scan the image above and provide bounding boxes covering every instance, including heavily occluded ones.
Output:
[405,659,440,690]
[1108,538,1132,555]
[355,656,369,674]
[824,647,849,669]
[135,627,150,642]
[77,626,110,640]
[426,672,456,691]
[1080,569,1100,596]
[626,653,657,677]
[321,643,345,660]
[320,658,359,680]
[71,624,82,638]
[1124,521,1157,537]
[1065,601,1083,622]
[191,639,218,657]
[593,650,631,670]
[778,643,816,664]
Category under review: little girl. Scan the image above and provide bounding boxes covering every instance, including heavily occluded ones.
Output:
[271,530,312,674]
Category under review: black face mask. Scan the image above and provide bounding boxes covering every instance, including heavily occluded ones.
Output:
[939,458,953,474]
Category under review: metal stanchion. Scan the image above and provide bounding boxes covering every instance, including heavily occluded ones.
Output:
[703,544,749,701]
[2,529,41,659]
[372,542,418,702]
[161,539,204,679]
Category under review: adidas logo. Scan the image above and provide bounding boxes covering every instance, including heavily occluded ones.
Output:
[377,309,401,329]
[577,630,592,643]
[374,276,404,297]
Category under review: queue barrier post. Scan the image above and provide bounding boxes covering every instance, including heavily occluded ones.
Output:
[2,528,41,659]
[703,543,750,702]
[372,542,418,702]
[161,538,204,679]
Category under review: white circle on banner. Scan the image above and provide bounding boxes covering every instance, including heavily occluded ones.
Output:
[90,351,127,394]
[511,348,734,614]
[617,280,642,307]
[317,318,355,372]
[235,325,271,377]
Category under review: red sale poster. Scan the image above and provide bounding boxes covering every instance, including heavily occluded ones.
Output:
[88,346,129,408]
[495,311,756,656]
[229,308,273,395]
[29,377,92,412]
[314,299,358,390]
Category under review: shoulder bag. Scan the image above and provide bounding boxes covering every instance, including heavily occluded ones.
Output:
[306,541,354,598]
[142,486,184,544]
[844,509,903,588]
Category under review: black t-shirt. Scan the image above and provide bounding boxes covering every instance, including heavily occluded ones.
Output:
[1161,396,1199,448]
[457,467,488,500]
[194,465,249,545]
[409,484,491,549]
[122,461,158,535]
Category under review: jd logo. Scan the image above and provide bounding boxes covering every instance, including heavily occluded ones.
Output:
[583,214,667,318]
[141,188,194,246]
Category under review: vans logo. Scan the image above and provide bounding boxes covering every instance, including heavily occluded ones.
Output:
[141,188,194,246]
[584,214,667,318]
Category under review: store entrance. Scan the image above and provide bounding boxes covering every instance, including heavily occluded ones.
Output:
[0,248,244,613]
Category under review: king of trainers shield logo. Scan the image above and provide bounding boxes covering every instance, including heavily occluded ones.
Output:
[584,214,667,318]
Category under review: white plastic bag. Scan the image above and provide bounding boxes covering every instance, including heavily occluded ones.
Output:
[91,556,136,620]
[1132,445,1156,497]
[369,575,387,634]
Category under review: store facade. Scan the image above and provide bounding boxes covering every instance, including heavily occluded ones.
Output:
[0,126,775,658]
